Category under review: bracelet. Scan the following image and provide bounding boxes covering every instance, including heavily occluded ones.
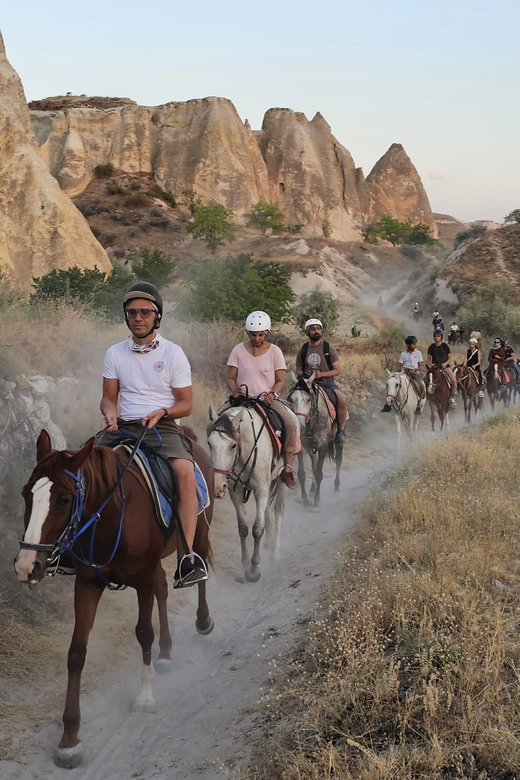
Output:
[161,408,169,419]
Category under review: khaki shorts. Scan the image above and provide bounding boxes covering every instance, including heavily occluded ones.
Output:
[95,418,194,462]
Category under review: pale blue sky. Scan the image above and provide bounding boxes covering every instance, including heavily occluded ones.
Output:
[3,0,519,222]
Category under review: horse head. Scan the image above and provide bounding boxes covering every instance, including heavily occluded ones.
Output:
[288,374,316,435]
[207,407,243,498]
[384,370,404,406]
[15,430,94,585]
[426,363,440,394]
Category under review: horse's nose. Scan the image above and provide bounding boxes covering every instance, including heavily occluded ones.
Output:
[27,559,43,584]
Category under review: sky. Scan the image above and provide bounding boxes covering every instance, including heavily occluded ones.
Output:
[2,0,519,223]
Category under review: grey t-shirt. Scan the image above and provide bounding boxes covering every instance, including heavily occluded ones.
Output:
[296,341,339,373]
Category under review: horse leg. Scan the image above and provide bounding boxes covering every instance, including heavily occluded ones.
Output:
[133,581,157,713]
[297,449,311,506]
[56,578,104,768]
[309,450,317,493]
[313,449,326,507]
[394,413,402,451]
[430,401,436,432]
[229,490,249,573]
[271,479,286,562]
[154,563,173,673]
[246,487,269,582]
[195,580,214,634]
[334,441,343,492]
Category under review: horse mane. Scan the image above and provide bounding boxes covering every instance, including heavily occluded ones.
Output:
[209,413,237,438]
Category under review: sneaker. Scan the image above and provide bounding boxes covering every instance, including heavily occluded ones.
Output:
[280,467,297,490]
[335,430,347,444]
[449,397,456,407]
[415,407,422,416]
[478,390,484,398]
[174,553,208,589]
[380,404,392,413]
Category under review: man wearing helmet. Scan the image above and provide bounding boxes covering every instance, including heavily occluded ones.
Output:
[504,342,520,384]
[295,319,348,443]
[226,311,299,489]
[427,329,457,406]
[381,335,425,414]
[98,281,207,588]
[488,338,510,384]
[463,336,484,397]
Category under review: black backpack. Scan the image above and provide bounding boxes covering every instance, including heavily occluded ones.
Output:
[301,340,333,371]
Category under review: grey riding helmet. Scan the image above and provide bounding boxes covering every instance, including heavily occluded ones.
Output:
[433,328,443,336]
[123,281,163,329]
[405,335,418,345]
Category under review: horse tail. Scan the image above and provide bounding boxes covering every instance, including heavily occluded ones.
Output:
[327,439,336,463]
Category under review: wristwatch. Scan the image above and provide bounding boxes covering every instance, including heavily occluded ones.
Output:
[161,408,169,419]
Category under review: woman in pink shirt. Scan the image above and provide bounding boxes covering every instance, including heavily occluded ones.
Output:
[226,311,298,489]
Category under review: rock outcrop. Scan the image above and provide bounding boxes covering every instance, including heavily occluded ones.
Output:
[0,33,111,282]
[434,212,468,248]
[257,109,371,241]
[367,144,437,236]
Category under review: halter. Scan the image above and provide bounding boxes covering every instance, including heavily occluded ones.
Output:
[20,425,148,589]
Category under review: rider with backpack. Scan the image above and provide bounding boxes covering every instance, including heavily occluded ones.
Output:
[295,319,348,443]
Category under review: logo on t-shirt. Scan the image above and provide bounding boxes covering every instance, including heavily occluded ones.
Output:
[307,352,321,369]
[154,361,165,372]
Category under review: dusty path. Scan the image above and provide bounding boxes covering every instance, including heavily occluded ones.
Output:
[1,453,384,780]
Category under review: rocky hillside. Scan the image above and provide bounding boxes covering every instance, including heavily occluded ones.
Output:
[0,33,110,284]
[29,95,435,243]
[434,213,468,248]
[444,222,520,300]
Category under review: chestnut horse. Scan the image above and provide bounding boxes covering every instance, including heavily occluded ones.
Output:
[453,363,483,422]
[426,364,452,431]
[14,428,214,768]
[485,361,508,410]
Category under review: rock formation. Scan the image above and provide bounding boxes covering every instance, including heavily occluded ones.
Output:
[0,33,111,283]
[257,109,371,241]
[434,213,468,247]
[367,144,437,236]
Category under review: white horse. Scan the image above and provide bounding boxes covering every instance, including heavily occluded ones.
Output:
[384,371,426,450]
[207,405,287,581]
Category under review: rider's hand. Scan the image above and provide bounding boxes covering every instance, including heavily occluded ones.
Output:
[102,412,118,432]
[314,370,322,379]
[231,387,242,397]
[264,392,275,405]
[142,409,167,429]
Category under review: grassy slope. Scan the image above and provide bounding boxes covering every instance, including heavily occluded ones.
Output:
[247,412,520,779]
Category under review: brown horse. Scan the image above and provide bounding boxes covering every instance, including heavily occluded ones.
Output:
[453,363,483,422]
[426,364,452,431]
[485,361,508,410]
[14,428,214,768]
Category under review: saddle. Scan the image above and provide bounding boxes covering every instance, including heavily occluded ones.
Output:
[227,395,284,455]
[105,435,209,541]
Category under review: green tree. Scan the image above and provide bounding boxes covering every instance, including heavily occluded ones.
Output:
[374,216,410,246]
[182,189,202,215]
[244,202,285,235]
[178,254,294,323]
[30,265,133,322]
[504,209,520,225]
[292,286,340,335]
[458,280,520,343]
[322,218,333,238]
[187,204,236,254]
[130,249,176,288]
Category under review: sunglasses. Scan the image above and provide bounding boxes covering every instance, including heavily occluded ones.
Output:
[126,308,156,318]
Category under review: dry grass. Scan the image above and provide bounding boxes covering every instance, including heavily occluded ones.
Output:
[246,412,520,779]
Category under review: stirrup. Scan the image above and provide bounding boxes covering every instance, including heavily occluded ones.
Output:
[174,552,208,589]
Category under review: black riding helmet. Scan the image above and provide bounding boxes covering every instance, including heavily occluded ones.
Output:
[405,334,418,345]
[123,281,163,332]
[433,328,443,336]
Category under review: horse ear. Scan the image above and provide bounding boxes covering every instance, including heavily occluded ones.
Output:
[386,368,391,375]
[208,406,217,422]
[36,429,52,462]
[289,369,297,383]
[67,437,95,472]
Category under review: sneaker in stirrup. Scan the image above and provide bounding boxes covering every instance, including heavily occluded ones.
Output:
[449,396,456,407]
[415,406,422,416]
[174,552,208,589]
[380,403,392,413]
[335,429,347,444]
[280,467,297,490]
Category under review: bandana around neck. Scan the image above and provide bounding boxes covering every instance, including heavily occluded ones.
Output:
[128,334,161,354]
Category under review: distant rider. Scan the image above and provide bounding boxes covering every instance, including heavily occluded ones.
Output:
[378,296,384,307]
[226,310,299,489]
[504,341,520,384]
[463,336,484,397]
[296,318,348,443]
[432,311,444,333]
[427,328,457,406]
[487,337,509,384]
[381,334,425,415]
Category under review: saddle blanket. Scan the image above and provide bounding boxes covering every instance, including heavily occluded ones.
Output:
[116,445,210,530]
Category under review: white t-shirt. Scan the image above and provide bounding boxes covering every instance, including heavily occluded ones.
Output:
[103,334,192,419]
[398,349,424,370]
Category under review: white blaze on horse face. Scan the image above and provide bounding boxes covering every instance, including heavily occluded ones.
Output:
[15,477,52,582]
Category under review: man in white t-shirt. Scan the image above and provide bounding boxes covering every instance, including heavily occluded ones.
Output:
[381,335,425,415]
[99,281,207,588]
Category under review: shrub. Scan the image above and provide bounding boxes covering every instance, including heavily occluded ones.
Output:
[178,254,295,323]
[454,223,487,247]
[124,193,151,208]
[30,265,134,322]
[322,218,333,238]
[458,281,520,343]
[400,244,424,261]
[244,202,285,235]
[186,204,236,255]
[292,286,340,335]
[504,209,520,225]
[105,182,126,196]
[93,163,114,179]
[130,249,176,288]
[287,224,304,234]
[181,189,202,215]
[351,325,361,337]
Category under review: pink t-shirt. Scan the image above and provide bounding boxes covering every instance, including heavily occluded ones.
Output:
[227,343,286,397]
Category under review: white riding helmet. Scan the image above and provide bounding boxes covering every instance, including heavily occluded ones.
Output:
[245,310,271,332]
[469,338,478,344]
[304,318,323,333]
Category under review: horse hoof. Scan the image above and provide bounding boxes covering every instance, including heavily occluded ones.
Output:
[132,697,157,714]
[196,617,215,635]
[55,743,83,768]
[303,498,312,507]
[334,486,340,493]
[313,501,320,508]
[245,568,261,583]
[154,658,173,674]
